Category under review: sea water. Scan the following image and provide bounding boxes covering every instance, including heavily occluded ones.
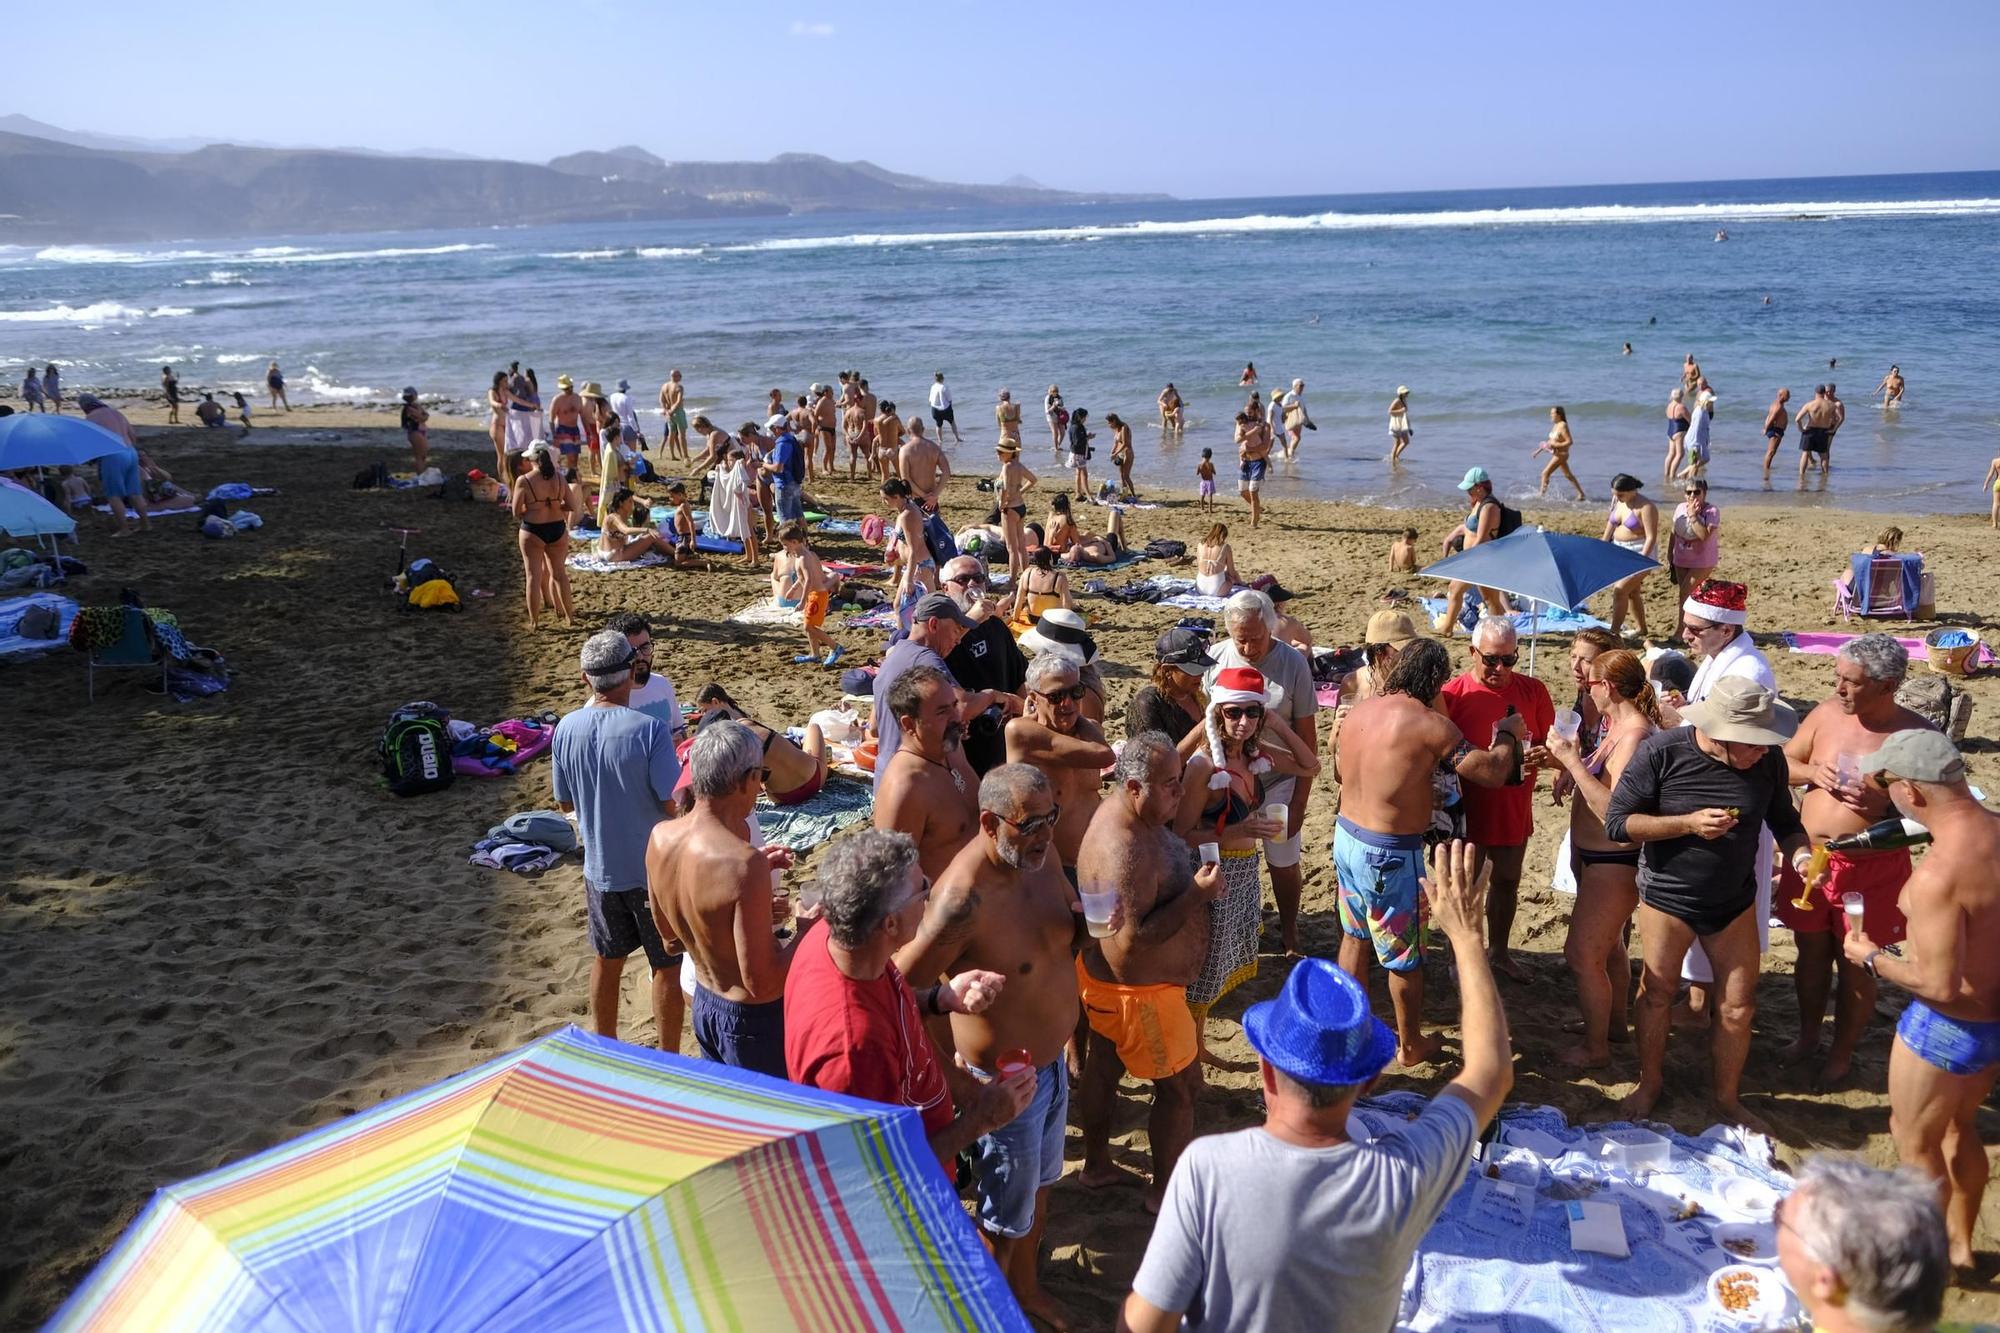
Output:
[4,170,1997,514]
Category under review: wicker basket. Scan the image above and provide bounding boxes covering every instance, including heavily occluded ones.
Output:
[1924,628,1980,677]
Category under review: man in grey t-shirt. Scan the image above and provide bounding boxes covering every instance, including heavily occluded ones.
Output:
[1121,841,1513,1333]
[1206,588,1321,953]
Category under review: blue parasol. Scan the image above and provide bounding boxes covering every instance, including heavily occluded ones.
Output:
[1419,526,1660,669]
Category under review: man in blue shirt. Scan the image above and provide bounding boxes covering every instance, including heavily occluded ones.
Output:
[552,631,684,1049]
[762,414,807,522]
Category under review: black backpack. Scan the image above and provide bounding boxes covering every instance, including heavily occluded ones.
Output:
[379,701,454,796]
[352,461,392,490]
[1490,500,1524,539]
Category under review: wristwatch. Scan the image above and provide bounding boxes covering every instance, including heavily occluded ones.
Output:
[1862,948,1886,978]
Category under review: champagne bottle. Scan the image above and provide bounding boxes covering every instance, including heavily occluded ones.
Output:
[1499,705,1524,786]
[1824,817,1932,852]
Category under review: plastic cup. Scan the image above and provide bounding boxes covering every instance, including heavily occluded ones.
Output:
[1262,803,1289,830]
[771,885,793,926]
[1079,887,1119,938]
[1834,752,1861,792]
[1842,891,1866,927]
[996,1046,1035,1078]
[1198,842,1221,865]
[1552,709,1583,742]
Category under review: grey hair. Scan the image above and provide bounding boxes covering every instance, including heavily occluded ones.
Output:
[1223,588,1277,634]
[1838,632,1909,685]
[689,720,764,801]
[1471,616,1518,650]
[1115,731,1179,788]
[584,663,632,693]
[978,762,1050,818]
[1023,651,1080,695]
[1793,1156,1946,1332]
[814,829,921,950]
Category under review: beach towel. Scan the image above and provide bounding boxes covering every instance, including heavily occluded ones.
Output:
[1420,597,1611,635]
[843,602,901,631]
[1783,629,1997,668]
[1315,683,1342,712]
[1064,549,1150,574]
[816,518,865,536]
[755,776,873,851]
[468,836,566,876]
[0,592,77,659]
[822,560,890,578]
[728,599,804,627]
[95,501,204,518]
[566,551,670,574]
[1361,1090,1800,1331]
[204,482,277,502]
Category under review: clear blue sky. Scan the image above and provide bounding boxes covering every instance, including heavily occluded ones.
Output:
[18,0,1999,197]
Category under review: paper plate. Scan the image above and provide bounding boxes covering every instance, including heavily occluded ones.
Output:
[1707,1265,1783,1324]
[1717,1176,1781,1219]
[1711,1221,1778,1264]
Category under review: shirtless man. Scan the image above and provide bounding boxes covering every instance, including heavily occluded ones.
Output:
[900,416,951,506]
[895,763,1084,1330]
[647,721,798,1078]
[1007,652,1114,887]
[874,399,905,482]
[1076,732,1217,1212]
[1844,730,2000,1270]
[1875,364,1905,408]
[548,375,587,478]
[1236,409,1272,530]
[1761,387,1791,478]
[843,395,870,480]
[858,377,880,466]
[812,383,838,472]
[1157,383,1184,434]
[1777,635,1934,1089]
[1333,638,1521,1064]
[659,369,688,461]
[788,394,816,482]
[874,664,982,882]
[1797,385,1835,482]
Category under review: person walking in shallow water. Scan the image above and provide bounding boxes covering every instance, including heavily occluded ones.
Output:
[1532,406,1586,500]
[265,360,290,412]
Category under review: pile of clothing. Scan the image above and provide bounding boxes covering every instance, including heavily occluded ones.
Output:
[450,715,557,777]
[0,548,86,590]
[470,810,577,876]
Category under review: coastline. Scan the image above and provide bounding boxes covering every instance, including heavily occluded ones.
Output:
[5,411,2000,1325]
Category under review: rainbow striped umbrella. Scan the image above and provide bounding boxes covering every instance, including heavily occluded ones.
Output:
[53,1026,1027,1332]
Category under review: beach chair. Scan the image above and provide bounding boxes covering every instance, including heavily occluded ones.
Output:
[1832,553,1920,622]
[87,606,165,701]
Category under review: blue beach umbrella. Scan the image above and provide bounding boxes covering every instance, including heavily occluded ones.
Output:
[0,477,75,538]
[1419,526,1659,669]
[0,412,128,470]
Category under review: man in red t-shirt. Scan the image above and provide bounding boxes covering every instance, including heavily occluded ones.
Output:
[1440,618,1555,981]
[785,829,1033,1172]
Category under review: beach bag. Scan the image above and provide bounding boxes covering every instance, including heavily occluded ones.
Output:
[1491,501,1524,539]
[1144,538,1187,560]
[18,603,58,639]
[380,702,454,797]
[352,461,391,490]
[921,509,958,567]
[488,810,577,854]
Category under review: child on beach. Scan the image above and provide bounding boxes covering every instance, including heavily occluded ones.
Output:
[58,465,91,511]
[232,391,253,434]
[1388,527,1419,572]
[772,520,841,666]
[1196,448,1217,512]
[1984,455,2000,529]
[665,481,710,570]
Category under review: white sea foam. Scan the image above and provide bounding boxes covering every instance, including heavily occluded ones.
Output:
[179,269,253,287]
[301,365,381,401]
[540,246,703,260]
[31,245,221,265]
[214,353,267,364]
[721,196,2000,253]
[24,241,493,267]
[0,302,193,323]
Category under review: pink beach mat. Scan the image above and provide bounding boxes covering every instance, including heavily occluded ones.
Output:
[1782,630,1996,667]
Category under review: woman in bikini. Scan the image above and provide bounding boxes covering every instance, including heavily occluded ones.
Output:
[880,477,936,626]
[1044,493,1123,567]
[995,389,1023,446]
[1532,405,1586,500]
[993,440,1037,591]
[399,388,430,472]
[1195,522,1239,599]
[1005,546,1073,631]
[1663,387,1691,479]
[486,371,511,479]
[510,441,577,629]
[689,685,830,808]
[1601,473,1658,639]
[1546,648,1660,1069]
[596,487,676,563]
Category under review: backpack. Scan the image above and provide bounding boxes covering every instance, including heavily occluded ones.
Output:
[921,508,958,567]
[1487,500,1524,539]
[1144,538,1187,560]
[379,702,454,796]
[352,461,391,490]
[488,810,577,853]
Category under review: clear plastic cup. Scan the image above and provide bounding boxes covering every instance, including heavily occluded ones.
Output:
[1834,752,1861,792]
[1198,842,1221,865]
[1552,709,1582,742]
[1262,803,1289,831]
[1079,887,1119,938]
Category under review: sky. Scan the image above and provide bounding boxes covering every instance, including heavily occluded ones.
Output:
[15,0,2000,198]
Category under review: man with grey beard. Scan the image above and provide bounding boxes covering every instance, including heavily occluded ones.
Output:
[896,762,1086,1331]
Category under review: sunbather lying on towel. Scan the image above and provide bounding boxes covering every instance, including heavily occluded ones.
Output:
[1044,493,1126,567]
[673,683,830,808]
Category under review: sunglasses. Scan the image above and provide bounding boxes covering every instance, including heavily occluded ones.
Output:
[1034,683,1088,704]
[1681,621,1721,637]
[945,572,986,587]
[1000,804,1063,836]
[1477,652,1519,668]
[1220,704,1265,722]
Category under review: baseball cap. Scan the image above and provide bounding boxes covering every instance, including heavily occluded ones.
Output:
[1457,466,1491,490]
[912,592,972,629]
[1155,627,1211,676]
[766,413,790,433]
[580,630,636,676]
[1858,730,1966,784]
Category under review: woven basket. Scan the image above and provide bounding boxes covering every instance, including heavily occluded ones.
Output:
[1924,628,1979,677]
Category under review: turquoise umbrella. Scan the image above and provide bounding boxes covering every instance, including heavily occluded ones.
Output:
[0,477,75,538]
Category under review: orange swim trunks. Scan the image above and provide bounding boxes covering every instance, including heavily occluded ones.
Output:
[1075,956,1197,1080]
[1773,847,1910,946]
[803,589,830,628]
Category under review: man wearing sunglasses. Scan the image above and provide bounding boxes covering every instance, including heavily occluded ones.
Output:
[1845,730,2000,1271]
[939,554,1027,777]
[1008,652,1115,888]
[895,764,1085,1330]
[1440,618,1555,982]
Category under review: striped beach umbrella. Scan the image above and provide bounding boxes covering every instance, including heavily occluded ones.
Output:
[52,1026,1027,1332]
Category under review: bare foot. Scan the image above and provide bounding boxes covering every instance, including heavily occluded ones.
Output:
[1670,1000,1711,1032]
[1810,1056,1853,1093]
[1775,1034,1821,1067]
[1016,1287,1072,1333]
[1561,1018,1630,1043]
[1711,1099,1774,1138]
[1617,1082,1663,1120]
[1144,1185,1165,1216]
[1490,952,1531,984]
[1557,1043,1611,1070]
[1079,1162,1148,1192]
[1398,1033,1449,1068]
[1199,1048,1257,1074]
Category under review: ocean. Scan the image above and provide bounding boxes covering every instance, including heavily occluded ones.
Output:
[4,170,1997,515]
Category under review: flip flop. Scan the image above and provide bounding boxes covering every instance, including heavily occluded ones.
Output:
[822,646,845,667]
[792,653,817,664]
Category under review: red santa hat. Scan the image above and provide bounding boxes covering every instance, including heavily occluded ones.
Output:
[1683,578,1748,626]
[1204,667,1282,789]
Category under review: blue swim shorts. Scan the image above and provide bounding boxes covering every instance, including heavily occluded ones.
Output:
[1332,817,1428,973]
[971,1058,1069,1238]
[1897,999,2000,1077]
[692,985,788,1080]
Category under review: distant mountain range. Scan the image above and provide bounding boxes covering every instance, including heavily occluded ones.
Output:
[0,117,1163,242]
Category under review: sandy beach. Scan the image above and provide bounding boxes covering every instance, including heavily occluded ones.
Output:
[5,403,1999,1328]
